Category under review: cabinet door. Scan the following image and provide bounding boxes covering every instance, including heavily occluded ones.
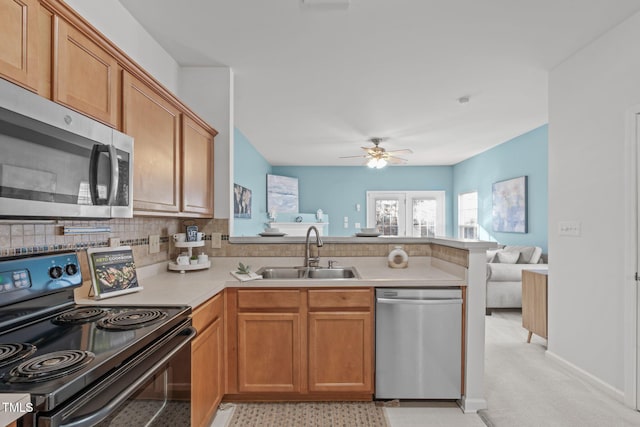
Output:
[192,318,223,427]
[308,311,373,392]
[182,116,214,217]
[0,0,39,91]
[122,72,181,214]
[237,312,301,393]
[54,19,119,127]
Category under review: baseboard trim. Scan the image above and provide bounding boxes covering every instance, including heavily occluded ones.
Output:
[457,396,487,413]
[545,350,625,403]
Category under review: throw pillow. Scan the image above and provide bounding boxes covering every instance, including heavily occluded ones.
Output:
[495,250,519,264]
[486,249,499,263]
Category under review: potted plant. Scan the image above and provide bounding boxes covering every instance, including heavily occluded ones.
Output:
[190,255,198,265]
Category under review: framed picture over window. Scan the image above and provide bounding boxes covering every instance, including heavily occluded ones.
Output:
[492,176,527,233]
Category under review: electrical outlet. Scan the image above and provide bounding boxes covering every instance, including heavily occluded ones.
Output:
[354,222,361,228]
[108,238,120,248]
[558,221,581,236]
[211,232,222,249]
[149,235,160,253]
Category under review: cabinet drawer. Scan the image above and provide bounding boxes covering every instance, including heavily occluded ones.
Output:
[192,292,223,332]
[308,289,372,310]
[237,290,300,309]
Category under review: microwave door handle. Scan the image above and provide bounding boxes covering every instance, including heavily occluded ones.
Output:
[89,145,119,205]
[88,144,103,205]
[107,144,119,205]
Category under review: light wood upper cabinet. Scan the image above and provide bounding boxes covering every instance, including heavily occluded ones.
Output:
[122,72,181,214]
[54,18,119,127]
[0,0,39,92]
[182,116,214,216]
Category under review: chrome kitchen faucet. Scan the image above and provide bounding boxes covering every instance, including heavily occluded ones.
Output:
[304,226,323,267]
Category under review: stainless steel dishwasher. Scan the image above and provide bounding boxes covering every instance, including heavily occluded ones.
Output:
[375,288,463,399]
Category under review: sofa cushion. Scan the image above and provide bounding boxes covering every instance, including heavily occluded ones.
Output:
[486,249,499,263]
[495,250,519,264]
[503,245,542,264]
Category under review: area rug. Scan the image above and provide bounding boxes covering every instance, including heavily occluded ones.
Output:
[226,402,389,427]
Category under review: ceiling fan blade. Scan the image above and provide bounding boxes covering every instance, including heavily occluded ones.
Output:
[387,156,408,164]
[385,148,413,155]
[339,154,368,159]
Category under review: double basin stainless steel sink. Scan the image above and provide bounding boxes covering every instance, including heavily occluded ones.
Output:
[255,266,360,280]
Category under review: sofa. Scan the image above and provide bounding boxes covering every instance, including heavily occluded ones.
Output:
[486,245,548,314]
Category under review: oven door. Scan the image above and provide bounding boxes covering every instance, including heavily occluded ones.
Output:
[38,323,194,427]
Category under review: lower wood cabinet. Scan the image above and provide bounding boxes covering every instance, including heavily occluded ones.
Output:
[237,312,301,393]
[225,287,374,400]
[191,292,224,427]
[308,311,372,392]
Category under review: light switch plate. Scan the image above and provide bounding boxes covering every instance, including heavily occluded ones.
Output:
[211,232,222,249]
[108,238,120,248]
[558,221,581,236]
[149,235,160,253]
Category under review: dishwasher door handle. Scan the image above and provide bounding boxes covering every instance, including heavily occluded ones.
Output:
[377,297,462,305]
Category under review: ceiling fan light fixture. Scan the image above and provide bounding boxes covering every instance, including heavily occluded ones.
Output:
[367,157,387,169]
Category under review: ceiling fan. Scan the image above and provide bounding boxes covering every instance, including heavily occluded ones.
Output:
[340,137,413,169]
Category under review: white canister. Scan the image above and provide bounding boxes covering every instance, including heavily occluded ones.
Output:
[198,254,209,264]
[388,246,408,268]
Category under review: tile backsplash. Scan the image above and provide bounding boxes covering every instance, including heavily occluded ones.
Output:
[0,217,468,268]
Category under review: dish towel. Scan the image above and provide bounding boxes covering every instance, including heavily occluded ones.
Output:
[230,271,263,282]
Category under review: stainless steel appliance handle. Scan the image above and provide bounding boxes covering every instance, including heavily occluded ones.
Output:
[89,144,119,205]
[88,144,103,205]
[377,297,463,305]
[60,326,196,427]
[107,144,119,205]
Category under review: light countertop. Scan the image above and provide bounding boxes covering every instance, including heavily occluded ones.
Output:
[75,256,466,308]
[0,393,30,426]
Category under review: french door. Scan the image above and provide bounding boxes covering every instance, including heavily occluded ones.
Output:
[366,191,445,237]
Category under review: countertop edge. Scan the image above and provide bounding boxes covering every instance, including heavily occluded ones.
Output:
[0,393,31,426]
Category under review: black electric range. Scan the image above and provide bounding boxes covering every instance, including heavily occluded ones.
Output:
[0,252,193,426]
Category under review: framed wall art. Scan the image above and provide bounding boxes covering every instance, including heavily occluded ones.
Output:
[234,184,252,218]
[492,176,528,233]
[267,174,299,213]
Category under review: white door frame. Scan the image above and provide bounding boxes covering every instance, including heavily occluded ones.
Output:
[623,105,640,409]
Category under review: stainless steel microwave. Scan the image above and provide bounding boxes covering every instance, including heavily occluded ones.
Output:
[0,79,133,218]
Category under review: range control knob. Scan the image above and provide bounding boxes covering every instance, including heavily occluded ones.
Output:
[49,266,63,279]
[65,264,78,276]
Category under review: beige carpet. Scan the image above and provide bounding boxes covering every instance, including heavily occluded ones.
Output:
[482,310,640,427]
[226,402,389,427]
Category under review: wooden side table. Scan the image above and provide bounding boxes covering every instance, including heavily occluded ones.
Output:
[522,269,548,343]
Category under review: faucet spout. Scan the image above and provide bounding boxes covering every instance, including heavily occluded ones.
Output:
[304,226,323,267]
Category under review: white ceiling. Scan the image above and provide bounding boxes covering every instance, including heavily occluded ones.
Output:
[119,0,640,166]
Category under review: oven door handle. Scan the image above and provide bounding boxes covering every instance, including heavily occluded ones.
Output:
[60,326,196,427]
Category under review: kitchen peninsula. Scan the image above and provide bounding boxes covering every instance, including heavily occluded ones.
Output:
[75,237,494,419]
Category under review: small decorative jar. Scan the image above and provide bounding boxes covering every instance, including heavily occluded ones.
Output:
[388,246,408,268]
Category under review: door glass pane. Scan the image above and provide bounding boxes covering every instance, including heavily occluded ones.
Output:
[411,199,437,237]
[375,199,399,236]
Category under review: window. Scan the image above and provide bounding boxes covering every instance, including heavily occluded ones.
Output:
[458,192,478,239]
[366,191,446,237]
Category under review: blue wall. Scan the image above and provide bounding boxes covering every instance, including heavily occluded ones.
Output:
[272,166,454,236]
[453,125,548,252]
[233,128,272,236]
